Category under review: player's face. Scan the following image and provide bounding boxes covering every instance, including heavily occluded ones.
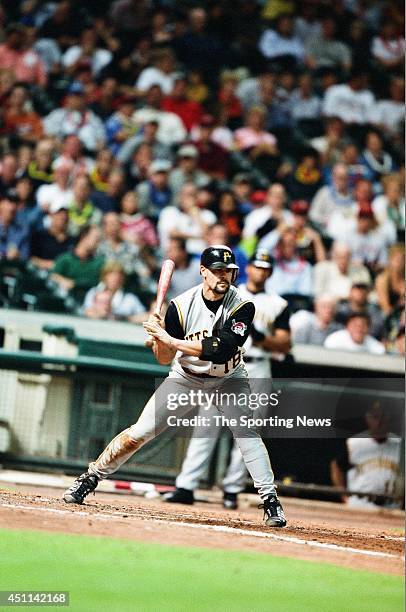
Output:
[247,264,271,288]
[201,266,233,295]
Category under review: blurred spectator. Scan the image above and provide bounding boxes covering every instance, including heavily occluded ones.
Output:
[335,281,385,339]
[0,23,47,87]
[375,244,405,316]
[289,200,325,264]
[244,183,291,242]
[26,139,55,192]
[310,163,354,233]
[324,312,385,355]
[83,261,145,322]
[331,402,402,508]
[30,201,74,270]
[133,84,187,146]
[119,191,158,248]
[217,70,244,130]
[306,17,352,73]
[186,69,209,105]
[236,68,277,112]
[161,73,203,131]
[310,117,345,166]
[136,159,173,221]
[258,14,305,69]
[372,175,405,243]
[285,150,323,201]
[43,83,106,152]
[371,20,405,73]
[68,175,102,237]
[105,96,137,155]
[344,203,388,272]
[165,237,201,300]
[360,130,395,190]
[214,190,244,247]
[56,135,93,175]
[168,145,209,197]
[194,114,229,179]
[158,183,216,256]
[1,84,43,146]
[38,1,82,52]
[136,47,176,95]
[0,191,30,260]
[90,77,120,121]
[62,27,112,78]
[314,242,370,300]
[91,169,126,214]
[36,161,73,215]
[51,225,104,295]
[265,227,313,297]
[89,149,114,193]
[97,212,140,275]
[294,1,321,46]
[117,119,171,166]
[0,152,18,196]
[368,77,404,140]
[149,8,174,46]
[290,73,322,122]
[293,295,342,345]
[234,105,278,157]
[15,176,41,229]
[232,173,254,214]
[322,71,375,125]
[339,144,373,190]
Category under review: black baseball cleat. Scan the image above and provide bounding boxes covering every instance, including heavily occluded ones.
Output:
[223,492,238,510]
[162,487,194,505]
[259,495,287,527]
[63,472,99,504]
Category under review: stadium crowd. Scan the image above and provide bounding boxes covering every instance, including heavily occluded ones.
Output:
[0,0,404,356]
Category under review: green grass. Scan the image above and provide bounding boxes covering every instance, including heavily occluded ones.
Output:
[0,529,403,612]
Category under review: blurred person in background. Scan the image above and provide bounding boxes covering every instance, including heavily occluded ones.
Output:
[344,203,388,273]
[368,76,404,142]
[258,14,305,70]
[1,84,43,146]
[243,183,291,243]
[165,237,201,301]
[119,191,158,249]
[310,163,354,234]
[67,175,101,237]
[306,17,352,74]
[89,148,114,193]
[375,244,405,317]
[105,96,137,156]
[213,190,244,247]
[372,174,405,244]
[265,226,313,297]
[117,119,171,166]
[194,114,229,179]
[290,73,322,123]
[136,159,173,222]
[314,242,370,300]
[324,312,385,355]
[322,70,375,126]
[26,138,55,192]
[135,47,177,96]
[0,23,47,87]
[91,169,126,214]
[30,200,74,270]
[360,130,396,191]
[62,27,112,79]
[0,191,30,261]
[36,160,73,215]
[335,281,385,340]
[161,73,203,132]
[285,150,323,202]
[293,294,342,346]
[168,144,209,197]
[97,212,140,276]
[133,84,186,147]
[371,19,405,74]
[0,153,18,196]
[83,261,146,322]
[310,116,345,167]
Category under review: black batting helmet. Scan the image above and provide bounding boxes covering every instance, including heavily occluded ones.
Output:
[200,245,239,271]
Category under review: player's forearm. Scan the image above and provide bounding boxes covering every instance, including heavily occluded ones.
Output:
[169,338,203,357]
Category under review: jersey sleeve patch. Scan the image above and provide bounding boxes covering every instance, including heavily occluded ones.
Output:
[231,319,247,336]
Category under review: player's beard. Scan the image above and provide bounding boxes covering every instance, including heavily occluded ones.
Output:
[214,280,230,294]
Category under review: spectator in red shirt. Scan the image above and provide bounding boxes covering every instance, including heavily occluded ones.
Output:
[0,24,47,88]
[2,84,43,146]
[161,73,203,132]
[217,70,243,130]
[194,114,229,179]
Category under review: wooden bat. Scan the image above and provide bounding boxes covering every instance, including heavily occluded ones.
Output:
[155,259,175,316]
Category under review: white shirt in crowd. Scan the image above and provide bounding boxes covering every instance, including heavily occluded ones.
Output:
[62,46,112,77]
[322,84,375,124]
[133,108,186,146]
[83,285,145,319]
[258,29,305,62]
[158,206,216,255]
[242,206,293,239]
[371,36,405,62]
[368,100,404,136]
[43,109,106,152]
[136,67,175,95]
[324,329,385,355]
[36,183,73,211]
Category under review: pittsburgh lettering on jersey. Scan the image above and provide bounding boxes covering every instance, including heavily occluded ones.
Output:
[185,329,209,341]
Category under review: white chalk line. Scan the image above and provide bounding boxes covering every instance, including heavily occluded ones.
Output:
[0,501,403,560]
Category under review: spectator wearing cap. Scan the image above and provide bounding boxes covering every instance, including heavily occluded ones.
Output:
[91,169,126,214]
[30,201,75,270]
[322,71,375,126]
[43,83,106,153]
[136,159,173,221]
[36,161,73,215]
[335,281,384,340]
[324,312,385,355]
[62,27,112,78]
[310,163,354,233]
[293,294,342,346]
[360,131,396,192]
[265,226,313,297]
[105,96,137,156]
[67,175,102,238]
[258,14,305,69]
[1,84,43,146]
[83,261,146,322]
[0,191,30,260]
[135,48,177,96]
[158,182,216,256]
[194,114,229,179]
[314,242,371,301]
[117,119,171,166]
[343,203,387,273]
[168,145,209,197]
[306,17,352,74]
[0,153,18,196]
[133,84,186,147]
[161,73,203,131]
[0,24,47,87]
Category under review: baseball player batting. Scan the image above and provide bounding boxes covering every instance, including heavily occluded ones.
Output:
[164,249,290,509]
[63,245,287,527]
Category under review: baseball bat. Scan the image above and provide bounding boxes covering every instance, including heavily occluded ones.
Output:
[155,259,175,315]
